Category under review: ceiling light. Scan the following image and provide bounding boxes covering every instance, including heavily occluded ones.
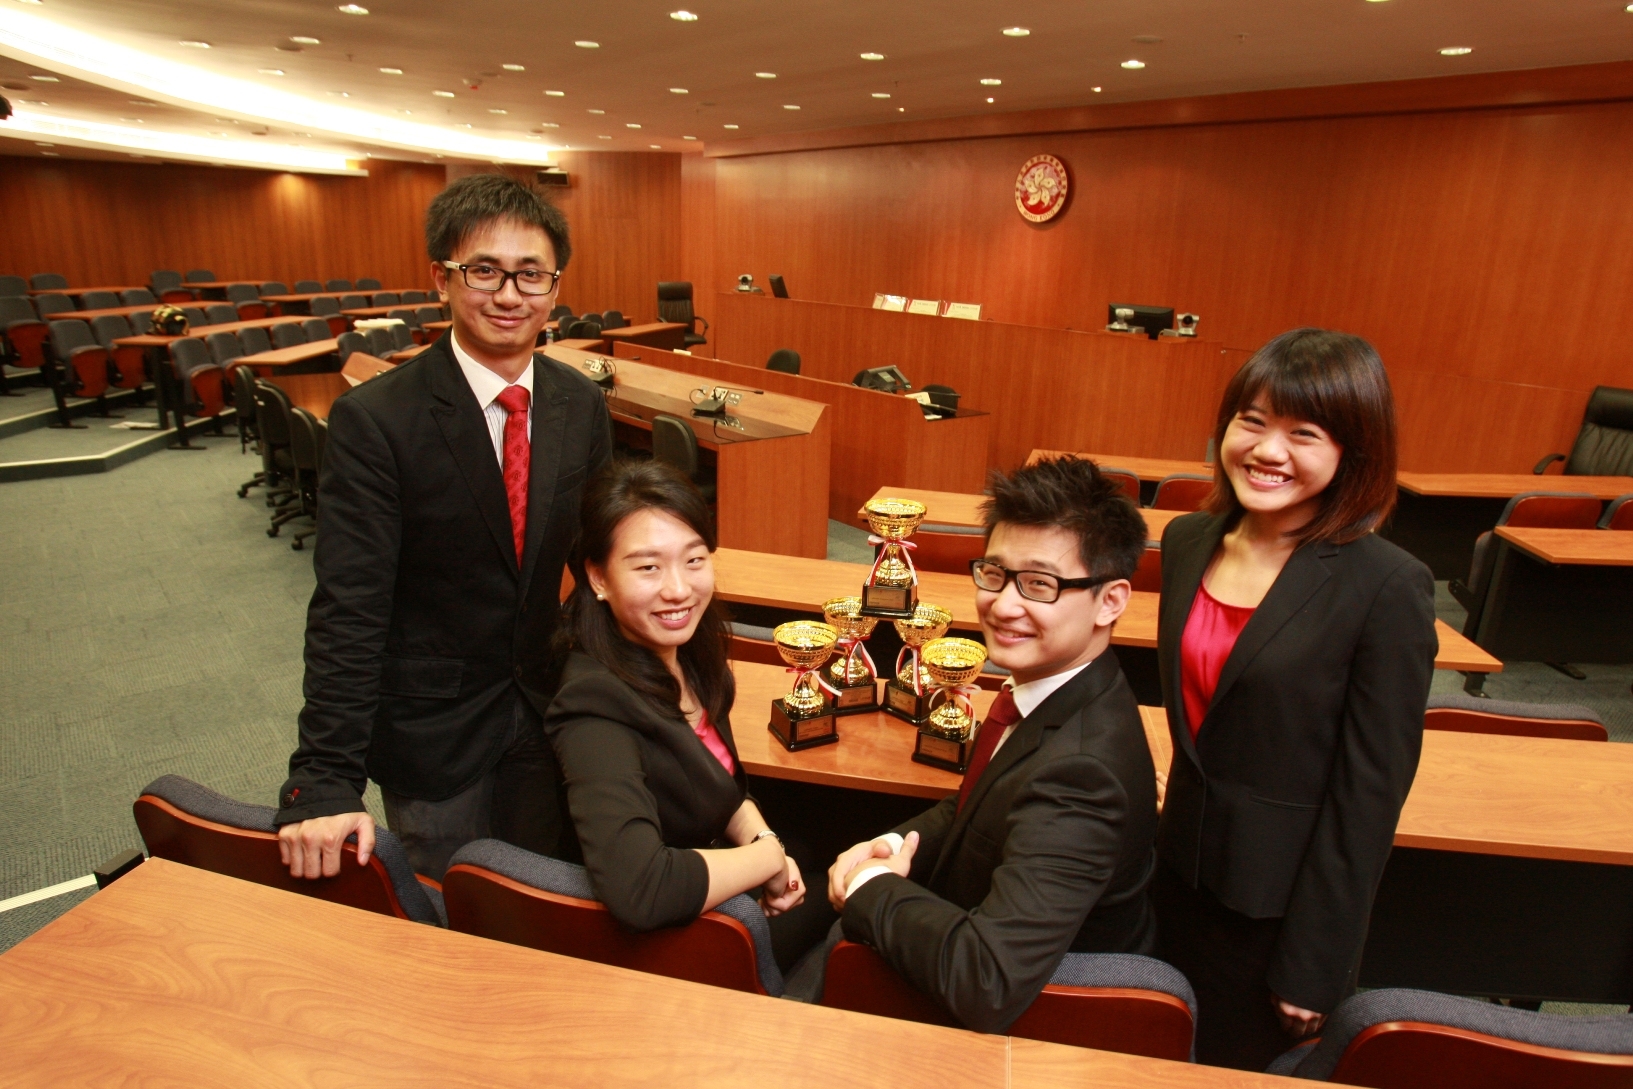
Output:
[1439,46,1473,55]
[398,109,412,114]
[670,9,698,20]
[1002,27,1030,37]
[860,52,884,61]
[328,91,350,98]
[980,78,1001,86]
[756,72,776,79]
[379,67,402,75]
[128,99,158,105]
[670,87,688,94]
[540,121,559,127]
[290,36,320,45]
[29,73,57,81]
[1121,59,1146,69]
[723,123,739,129]
[502,63,525,71]
[897,107,905,112]
[525,134,540,139]
[545,89,565,96]
[1092,86,1102,92]
[337,4,369,13]
[587,108,605,114]
[259,69,285,76]
[783,104,799,109]
[40,151,57,155]
[34,140,52,145]
[4,110,362,173]
[489,108,507,114]
[179,40,210,48]
[14,0,43,5]
[683,135,696,140]
[872,92,890,99]
[1626,4,1633,11]
[456,123,472,128]
[626,122,641,128]
[433,90,455,97]
[575,40,599,48]
[597,134,612,139]
[649,143,661,148]
[986,97,994,103]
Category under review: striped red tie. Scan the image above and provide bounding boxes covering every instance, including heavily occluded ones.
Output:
[495,385,530,564]
[957,687,1020,812]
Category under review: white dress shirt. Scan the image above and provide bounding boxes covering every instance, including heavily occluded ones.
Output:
[844,660,1096,899]
[450,330,533,466]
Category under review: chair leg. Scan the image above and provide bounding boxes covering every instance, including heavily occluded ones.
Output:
[1543,661,1587,680]
[238,472,269,498]
[1461,672,1489,697]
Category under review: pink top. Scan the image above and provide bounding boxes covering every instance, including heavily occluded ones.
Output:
[1180,582,1256,741]
[692,708,736,776]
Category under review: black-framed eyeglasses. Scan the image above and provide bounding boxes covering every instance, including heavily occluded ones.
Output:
[969,558,1109,604]
[441,261,561,296]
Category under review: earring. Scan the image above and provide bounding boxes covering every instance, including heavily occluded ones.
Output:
[595,592,605,601]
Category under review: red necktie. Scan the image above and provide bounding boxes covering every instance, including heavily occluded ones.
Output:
[495,385,530,564]
[957,687,1021,812]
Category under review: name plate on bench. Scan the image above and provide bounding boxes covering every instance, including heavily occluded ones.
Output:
[907,298,940,316]
[941,302,982,321]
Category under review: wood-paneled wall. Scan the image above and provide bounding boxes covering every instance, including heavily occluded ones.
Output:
[546,152,681,325]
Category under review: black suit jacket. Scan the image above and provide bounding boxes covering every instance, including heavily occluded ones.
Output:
[843,653,1159,1034]
[277,334,611,825]
[543,652,748,932]
[1156,511,1436,1013]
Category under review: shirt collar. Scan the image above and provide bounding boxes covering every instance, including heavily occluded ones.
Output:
[450,329,533,411]
[1007,660,1092,719]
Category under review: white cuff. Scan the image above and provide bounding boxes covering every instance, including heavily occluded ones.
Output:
[845,865,894,899]
[877,832,905,855]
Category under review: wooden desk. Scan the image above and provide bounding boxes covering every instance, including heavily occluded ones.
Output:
[1028,450,1214,481]
[342,305,416,319]
[1495,526,1633,565]
[602,321,688,350]
[48,302,159,322]
[262,289,426,315]
[613,342,992,526]
[111,316,308,349]
[859,485,1187,542]
[711,547,1499,676]
[4,859,1270,1088]
[30,284,140,296]
[236,338,341,374]
[557,336,607,352]
[269,373,353,418]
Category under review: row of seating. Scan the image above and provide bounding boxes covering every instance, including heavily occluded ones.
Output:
[125,773,1632,1083]
[550,306,630,340]
[235,372,327,549]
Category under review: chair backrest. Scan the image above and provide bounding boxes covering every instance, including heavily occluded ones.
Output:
[1151,473,1214,511]
[80,290,121,310]
[301,318,332,342]
[549,304,575,322]
[34,293,75,318]
[225,283,260,302]
[340,294,370,310]
[400,289,428,305]
[0,296,38,325]
[601,309,626,329]
[325,278,353,292]
[260,281,289,296]
[656,280,695,325]
[389,323,415,350]
[335,330,368,360]
[294,279,323,293]
[204,303,238,325]
[183,269,217,283]
[236,300,270,320]
[205,331,244,366]
[122,288,157,305]
[371,291,400,306]
[651,414,701,480]
[133,775,442,925]
[1130,545,1163,593]
[1602,494,1633,530]
[766,348,801,374]
[364,327,396,357]
[415,305,444,326]
[1565,386,1633,477]
[563,319,599,339]
[49,318,97,356]
[1424,693,1606,742]
[913,524,986,576]
[253,378,296,445]
[30,272,69,290]
[150,270,183,291]
[169,337,214,378]
[181,306,209,328]
[90,314,133,350]
[0,274,30,296]
[289,404,320,471]
[822,942,1194,1060]
[387,307,419,327]
[271,322,307,349]
[309,296,341,316]
[443,839,780,995]
[1267,987,1633,1086]
[238,326,273,356]
[356,277,382,290]
[231,364,258,427]
[1498,491,1604,529]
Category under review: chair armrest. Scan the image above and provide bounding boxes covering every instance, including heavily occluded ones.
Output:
[1533,453,1566,474]
[694,314,710,334]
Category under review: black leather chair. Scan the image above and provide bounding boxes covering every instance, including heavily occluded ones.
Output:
[657,281,708,348]
[600,309,627,330]
[230,364,268,496]
[1534,386,1633,477]
[563,318,603,340]
[288,405,327,551]
[766,348,801,374]
[651,414,716,501]
[253,380,304,536]
[1602,493,1633,530]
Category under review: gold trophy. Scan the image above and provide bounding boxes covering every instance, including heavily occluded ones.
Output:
[767,620,841,751]
[883,602,953,725]
[860,497,926,618]
[822,597,881,714]
[912,637,989,773]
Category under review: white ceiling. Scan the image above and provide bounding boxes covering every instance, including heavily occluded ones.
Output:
[2,0,1631,167]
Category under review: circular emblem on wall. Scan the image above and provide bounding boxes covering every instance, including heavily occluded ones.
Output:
[1014,154,1069,223]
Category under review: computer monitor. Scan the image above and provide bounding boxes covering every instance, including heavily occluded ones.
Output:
[1108,303,1175,340]
[853,365,912,393]
[769,274,789,299]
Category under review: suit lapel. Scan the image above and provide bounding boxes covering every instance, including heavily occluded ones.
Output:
[519,354,568,600]
[1163,514,1230,765]
[427,344,517,576]
[1204,540,1337,721]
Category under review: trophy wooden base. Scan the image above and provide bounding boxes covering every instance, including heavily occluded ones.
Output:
[768,699,839,751]
[912,729,974,774]
[883,677,934,725]
[860,583,917,619]
[830,679,879,716]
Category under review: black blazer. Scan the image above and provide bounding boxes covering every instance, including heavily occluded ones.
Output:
[843,653,1159,1034]
[544,652,748,932]
[1156,511,1436,1013]
[277,335,611,825]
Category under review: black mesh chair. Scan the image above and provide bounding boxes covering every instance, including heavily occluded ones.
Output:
[80,290,121,310]
[766,348,801,374]
[183,269,217,283]
[0,275,28,296]
[122,288,157,305]
[339,294,370,311]
[271,323,306,350]
[48,319,116,418]
[260,281,289,297]
[356,277,382,291]
[1534,386,1633,478]
[254,380,306,535]
[30,272,69,291]
[325,279,353,292]
[335,330,368,360]
[90,314,147,397]
[363,327,396,357]
[238,326,272,356]
[204,303,237,326]
[651,414,716,501]
[371,291,400,307]
[600,309,627,330]
[287,405,327,551]
[34,293,75,318]
[300,318,332,342]
[294,279,323,293]
[657,281,708,347]
[181,306,209,329]
[229,363,266,492]
[400,289,428,305]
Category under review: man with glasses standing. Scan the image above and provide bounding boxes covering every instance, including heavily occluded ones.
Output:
[801,456,1159,1032]
[276,173,611,880]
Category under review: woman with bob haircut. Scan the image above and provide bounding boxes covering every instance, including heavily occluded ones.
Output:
[1152,328,1436,1070]
[544,459,826,966]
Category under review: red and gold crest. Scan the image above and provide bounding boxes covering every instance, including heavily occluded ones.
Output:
[1014,154,1069,223]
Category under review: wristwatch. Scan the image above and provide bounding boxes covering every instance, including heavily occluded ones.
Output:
[751,829,783,848]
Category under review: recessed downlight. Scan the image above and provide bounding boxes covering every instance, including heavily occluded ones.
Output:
[587,108,605,114]
[433,90,455,97]
[986,97,995,103]
[40,151,58,156]
[502,63,525,71]
[755,71,776,79]
[1439,46,1473,55]
[723,123,739,129]
[1002,26,1030,36]
[29,74,59,82]
[872,92,890,99]
[540,122,560,128]
[649,143,661,148]
[379,67,402,75]
[683,135,697,139]
[545,90,565,96]
[290,36,320,45]
[34,141,53,146]
[670,9,698,20]
[179,40,210,48]
[670,87,689,94]
[1092,86,1103,92]
[337,4,368,13]
[489,108,508,114]
[783,103,800,109]
[1121,59,1146,69]
[980,78,1001,86]
[575,40,600,48]
[597,134,612,139]
[258,69,285,76]
[860,52,884,61]
[626,122,642,128]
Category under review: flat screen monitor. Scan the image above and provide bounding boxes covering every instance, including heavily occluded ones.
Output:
[769,274,788,299]
[1108,303,1174,340]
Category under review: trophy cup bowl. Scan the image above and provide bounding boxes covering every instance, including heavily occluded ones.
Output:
[860,497,927,619]
[768,620,841,751]
[822,597,881,714]
[883,602,952,725]
[912,637,989,773]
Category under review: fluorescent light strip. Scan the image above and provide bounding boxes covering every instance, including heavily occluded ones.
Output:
[0,8,557,163]
[4,110,366,174]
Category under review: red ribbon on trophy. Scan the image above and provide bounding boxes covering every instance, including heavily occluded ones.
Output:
[786,665,841,698]
[867,535,919,586]
[929,682,983,722]
[895,644,927,697]
[837,636,878,682]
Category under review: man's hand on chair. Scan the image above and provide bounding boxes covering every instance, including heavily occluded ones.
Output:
[278,812,376,878]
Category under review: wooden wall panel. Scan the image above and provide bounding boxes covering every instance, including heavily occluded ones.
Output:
[545,152,681,325]
[0,156,445,289]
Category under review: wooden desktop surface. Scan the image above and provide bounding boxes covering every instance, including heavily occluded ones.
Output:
[112,316,308,348]
[238,338,341,371]
[603,321,686,338]
[269,373,352,418]
[0,859,1274,1089]
[711,548,1498,673]
[341,305,412,318]
[262,289,425,304]
[1495,526,1633,566]
[49,302,163,321]
[30,284,141,296]
[1026,450,1214,480]
[861,485,1186,541]
[1396,471,1633,500]
[733,662,1631,866]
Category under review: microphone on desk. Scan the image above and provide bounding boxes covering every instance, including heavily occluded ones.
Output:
[692,385,763,418]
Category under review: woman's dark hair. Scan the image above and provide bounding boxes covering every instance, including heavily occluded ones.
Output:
[555,459,734,725]
[1206,327,1398,545]
[424,172,572,270]
[981,455,1147,582]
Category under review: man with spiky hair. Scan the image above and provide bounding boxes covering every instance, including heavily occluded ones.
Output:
[276,172,610,879]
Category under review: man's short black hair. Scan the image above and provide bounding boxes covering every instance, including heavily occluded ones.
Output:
[424,172,571,270]
[981,456,1147,583]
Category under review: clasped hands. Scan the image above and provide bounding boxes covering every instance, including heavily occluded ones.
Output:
[826,831,920,911]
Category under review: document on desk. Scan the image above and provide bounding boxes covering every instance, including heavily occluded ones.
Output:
[941,302,982,320]
[907,298,940,315]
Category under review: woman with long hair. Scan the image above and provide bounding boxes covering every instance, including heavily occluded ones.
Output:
[1153,328,1437,1070]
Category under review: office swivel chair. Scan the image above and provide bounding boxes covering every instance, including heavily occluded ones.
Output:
[1602,494,1633,529]
[600,309,627,330]
[656,281,709,348]
[288,406,326,551]
[443,839,782,996]
[651,414,716,501]
[1266,988,1633,1086]
[1533,386,1633,478]
[230,364,267,496]
[766,348,801,374]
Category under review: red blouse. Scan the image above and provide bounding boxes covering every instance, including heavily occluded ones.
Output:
[1180,582,1257,741]
[692,708,736,776]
